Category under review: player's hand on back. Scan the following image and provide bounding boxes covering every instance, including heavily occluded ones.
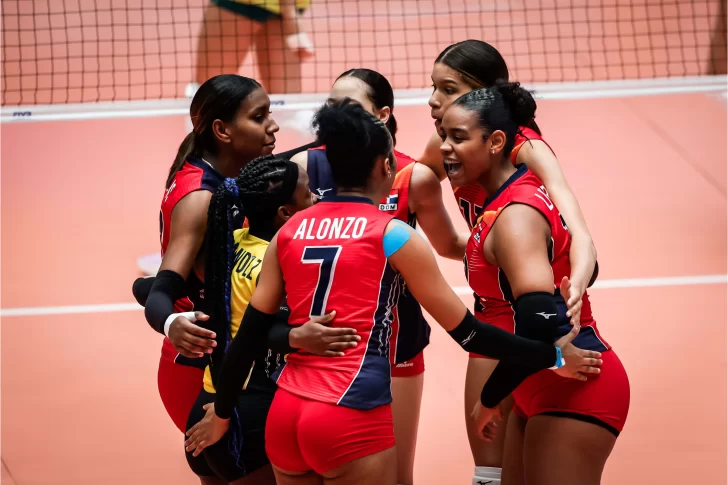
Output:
[289,311,361,356]
[185,402,229,457]
[553,323,602,381]
[168,311,217,359]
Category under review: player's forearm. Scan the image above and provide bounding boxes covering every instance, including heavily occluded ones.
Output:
[144,271,185,335]
[214,304,275,419]
[480,361,535,408]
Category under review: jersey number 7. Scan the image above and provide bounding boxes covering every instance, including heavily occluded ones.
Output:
[302,246,343,317]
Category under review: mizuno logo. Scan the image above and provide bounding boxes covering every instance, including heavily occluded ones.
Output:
[461,330,476,346]
[316,188,332,198]
[536,312,557,319]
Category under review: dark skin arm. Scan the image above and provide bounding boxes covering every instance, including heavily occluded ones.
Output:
[516,141,598,325]
[156,190,217,358]
[471,203,601,439]
[408,163,468,260]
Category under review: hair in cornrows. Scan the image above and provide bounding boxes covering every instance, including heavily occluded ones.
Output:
[452,82,538,158]
[203,154,295,388]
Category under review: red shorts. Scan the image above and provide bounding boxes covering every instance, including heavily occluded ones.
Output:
[157,354,204,433]
[391,351,425,378]
[265,388,396,474]
[512,349,630,435]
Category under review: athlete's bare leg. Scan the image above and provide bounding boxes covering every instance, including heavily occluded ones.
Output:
[321,446,397,485]
[523,415,617,485]
[271,467,324,485]
[464,357,514,466]
[391,374,424,485]
[195,3,259,86]
[501,411,526,485]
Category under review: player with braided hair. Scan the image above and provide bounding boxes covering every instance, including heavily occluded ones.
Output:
[184,98,602,485]
[182,154,339,483]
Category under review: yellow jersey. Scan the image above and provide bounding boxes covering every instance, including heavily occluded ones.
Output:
[203,228,271,393]
[219,0,311,15]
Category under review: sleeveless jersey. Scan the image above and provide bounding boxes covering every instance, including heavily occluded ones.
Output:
[307,147,431,363]
[159,157,224,367]
[453,127,551,314]
[273,196,399,409]
[465,164,609,352]
[377,159,431,363]
[203,228,281,394]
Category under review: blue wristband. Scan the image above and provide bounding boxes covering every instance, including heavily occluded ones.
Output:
[549,347,565,370]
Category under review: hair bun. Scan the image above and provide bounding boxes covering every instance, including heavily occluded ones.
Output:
[494,81,537,127]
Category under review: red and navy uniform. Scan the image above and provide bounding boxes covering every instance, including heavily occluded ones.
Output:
[274,196,398,407]
[306,147,430,376]
[454,127,555,333]
[465,164,629,434]
[266,196,399,473]
[157,157,224,432]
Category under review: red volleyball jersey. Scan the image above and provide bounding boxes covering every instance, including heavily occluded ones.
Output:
[159,157,224,366]
[378,157,431,364]
[273,196,399,409]
[453,126,551,229]
[465,164,609,352]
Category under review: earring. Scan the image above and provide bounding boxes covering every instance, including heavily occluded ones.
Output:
[491,149,495,154]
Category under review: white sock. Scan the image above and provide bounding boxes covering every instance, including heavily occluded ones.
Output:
[473,466,501,484]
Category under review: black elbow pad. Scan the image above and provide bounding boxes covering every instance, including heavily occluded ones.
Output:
[513,291,560,342]
[132,276,155,306]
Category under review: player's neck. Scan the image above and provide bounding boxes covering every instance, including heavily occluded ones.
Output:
[248,223,276,242]
[336,187,379,204]
[479,161,517,197]
[200,150,247,179]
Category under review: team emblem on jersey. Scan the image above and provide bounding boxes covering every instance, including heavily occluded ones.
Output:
[379,189,399,211]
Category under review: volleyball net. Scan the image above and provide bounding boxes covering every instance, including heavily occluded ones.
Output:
[2,0,726,121]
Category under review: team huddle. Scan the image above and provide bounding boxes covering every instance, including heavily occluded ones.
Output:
[132,40,630,485]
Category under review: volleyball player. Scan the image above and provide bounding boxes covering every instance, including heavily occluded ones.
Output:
[289,68,467,485]
[184,99,603,485]
[137,74,354,441]
[419,40,600,484]
[194,0,314,95]
[140,74,279,439]
[183,154,336,484]
[439,83,629,485]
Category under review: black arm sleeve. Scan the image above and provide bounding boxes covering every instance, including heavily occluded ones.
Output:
[479,292,563,407]
[447,310,558,369]
[144,270,186,334]
[132,276,155,306]
[480,361,536,408]
[214,303,276,419]
[266,299,296,355]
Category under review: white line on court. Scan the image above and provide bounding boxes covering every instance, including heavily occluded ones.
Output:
[1,274,725,318]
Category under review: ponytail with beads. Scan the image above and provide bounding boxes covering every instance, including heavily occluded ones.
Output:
[202,154,300,468]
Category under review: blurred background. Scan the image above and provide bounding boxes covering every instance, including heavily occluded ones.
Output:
[1,1,726,484]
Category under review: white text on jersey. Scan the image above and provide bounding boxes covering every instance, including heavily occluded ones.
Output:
[292,217,368,240]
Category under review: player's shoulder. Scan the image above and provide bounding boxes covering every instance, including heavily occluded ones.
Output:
[394,150,417,169]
